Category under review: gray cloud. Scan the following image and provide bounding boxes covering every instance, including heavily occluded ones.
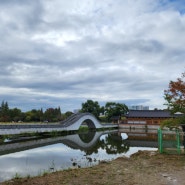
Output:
[0,0,184,112]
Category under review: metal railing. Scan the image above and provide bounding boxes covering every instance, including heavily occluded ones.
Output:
[158,128,184,154]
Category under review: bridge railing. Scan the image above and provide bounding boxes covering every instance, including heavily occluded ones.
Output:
[60,113,96,127]
[61,113,83,127]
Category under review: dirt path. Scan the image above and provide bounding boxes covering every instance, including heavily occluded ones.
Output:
[2,151,185,185]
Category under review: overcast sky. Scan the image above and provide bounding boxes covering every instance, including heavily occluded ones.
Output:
[0,0,184,112]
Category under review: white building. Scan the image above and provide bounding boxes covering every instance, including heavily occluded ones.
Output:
[129,105,149,110]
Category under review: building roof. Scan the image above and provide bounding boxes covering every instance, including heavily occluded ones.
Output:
[110,116,120,120]
[125,110,180,118]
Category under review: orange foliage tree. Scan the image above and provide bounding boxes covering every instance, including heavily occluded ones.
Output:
[164,72,185,114]
[162,72,185,129]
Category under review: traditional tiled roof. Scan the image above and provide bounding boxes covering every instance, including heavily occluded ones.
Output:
[125,110,180,118]
[110,116,120,120]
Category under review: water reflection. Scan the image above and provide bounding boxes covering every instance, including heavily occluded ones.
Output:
[0,130,157,182]
[78,131,96,143]
[100,133,129,154]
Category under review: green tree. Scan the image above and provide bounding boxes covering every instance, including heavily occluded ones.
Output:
[81,100,101,119]
[44,107,62,122]
[39,108,44,122]
[104,102,128,121]
[9,108,22,122]
[0,101,10,122]
[64,111,74,119]
[24,109,39,122]
[56,107,62,121]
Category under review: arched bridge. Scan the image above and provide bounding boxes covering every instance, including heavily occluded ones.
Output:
[0,113,118,135]
[60,112,116,130]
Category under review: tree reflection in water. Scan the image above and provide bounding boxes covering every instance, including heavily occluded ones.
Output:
[103,133,129,154]
[79,131,130,155]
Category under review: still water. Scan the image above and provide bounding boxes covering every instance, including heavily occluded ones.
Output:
[0,130,158,182]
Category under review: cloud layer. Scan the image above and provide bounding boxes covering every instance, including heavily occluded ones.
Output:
[0,0,185,112]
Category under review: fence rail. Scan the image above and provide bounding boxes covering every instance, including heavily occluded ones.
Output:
[158,128,184,154]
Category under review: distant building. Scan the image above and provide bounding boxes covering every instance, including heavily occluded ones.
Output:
[73,109,80,113]
[123,110,181,125]
[128,105,149,110]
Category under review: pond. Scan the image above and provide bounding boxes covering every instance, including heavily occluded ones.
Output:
[0,129,158,182]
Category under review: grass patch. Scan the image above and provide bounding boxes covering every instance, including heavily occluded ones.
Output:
[13,172,22,180]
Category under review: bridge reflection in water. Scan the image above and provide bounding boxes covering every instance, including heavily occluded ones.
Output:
[0,129,158,183]
[0,130,129,155]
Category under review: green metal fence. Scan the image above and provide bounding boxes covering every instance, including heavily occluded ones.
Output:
[158,128,184,154]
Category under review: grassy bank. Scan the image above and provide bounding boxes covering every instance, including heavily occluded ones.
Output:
[2,150,185,185]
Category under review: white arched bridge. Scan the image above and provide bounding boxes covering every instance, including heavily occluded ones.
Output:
[60,113,117,130]
[0,113,118,135]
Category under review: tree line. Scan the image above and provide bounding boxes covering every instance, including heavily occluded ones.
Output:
[0,100,129,123]
[0,101,62,122]
[80,100,128,121]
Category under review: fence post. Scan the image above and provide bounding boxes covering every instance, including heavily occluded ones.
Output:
[176,130,181,154]
[158,128,163,153]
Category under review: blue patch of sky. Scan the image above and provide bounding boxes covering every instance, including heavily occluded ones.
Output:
[159,0,185,14]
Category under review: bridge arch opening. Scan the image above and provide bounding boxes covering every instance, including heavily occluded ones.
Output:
[80,119,96,130]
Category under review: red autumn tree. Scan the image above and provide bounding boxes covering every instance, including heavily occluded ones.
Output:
[164,72,185,114]
[161,72,185,129]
